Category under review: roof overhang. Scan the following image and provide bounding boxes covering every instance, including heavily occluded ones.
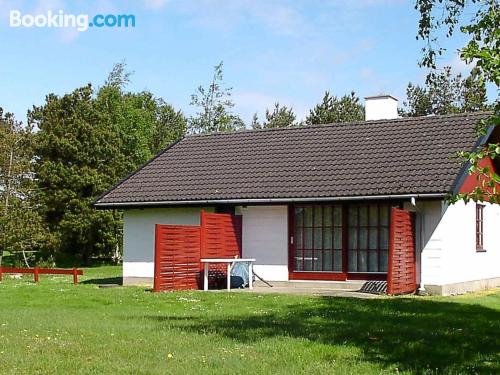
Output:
[94,193,446,209]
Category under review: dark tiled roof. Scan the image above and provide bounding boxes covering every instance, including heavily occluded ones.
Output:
[96,112,489,206]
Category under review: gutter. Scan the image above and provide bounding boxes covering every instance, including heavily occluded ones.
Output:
[94,193,446,208]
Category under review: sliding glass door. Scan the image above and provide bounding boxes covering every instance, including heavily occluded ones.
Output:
[291,203,391,277]
[347,204,390,273]
[293,205,343,272]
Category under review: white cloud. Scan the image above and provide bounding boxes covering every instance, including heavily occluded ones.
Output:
[33,0,64,14]
[143,0,170,10]
[446,52,472,75]
[172,0,307,35]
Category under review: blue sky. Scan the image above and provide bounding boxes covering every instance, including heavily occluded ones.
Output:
[0,0,476,125]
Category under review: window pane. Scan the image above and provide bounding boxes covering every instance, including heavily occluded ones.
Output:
[313,250,322,271]
[295,250,303,271]
[369,227,378,249]
[334,206,343,226]
[295,229,303,250]
[323,206,332,226]
[359,206,368,226]
[314,206,322,227]
[323,250,333,271]
[380,250,388,272]
[334,227,342,249]
[348,251,357,272]
[348,207,358,226]
[314,228,323,249]
[369,251,379,272]
[349,227,358,249]
[333,251,342,272]
[304,250,313,271]
[359,227,368,249]
[295,208,304,227]
[380,206,389,225]
[358,251,368,272]
[304,228,313,249]
[323,228,332,249]
[380,228,389,249]
[304,207,313,227]
[369,205,378,226]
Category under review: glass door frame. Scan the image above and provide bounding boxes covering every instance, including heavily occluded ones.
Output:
[288,202,400,281]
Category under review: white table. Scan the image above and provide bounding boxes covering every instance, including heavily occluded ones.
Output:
[200,258,256,291]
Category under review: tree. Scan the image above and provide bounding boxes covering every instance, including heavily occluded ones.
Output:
[306,91,364,125]
[415,0,499,203]
[189,62,244,134]
[252,103,297,129]
[0,109,47,267]
[151,99,187,154]
[401,66,491,116]
[31,63,186,265]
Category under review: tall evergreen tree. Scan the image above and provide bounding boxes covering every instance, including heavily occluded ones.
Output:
[31,63,186,264]
[306,91,364,125]
[401,67,490,117]
[252,103,297,129]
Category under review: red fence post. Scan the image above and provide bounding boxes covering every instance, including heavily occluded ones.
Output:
[72,268,78,284]
[153,224,161,292]
[34,266,39,283]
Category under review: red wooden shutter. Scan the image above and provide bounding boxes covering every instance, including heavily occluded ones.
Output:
[387,207,417,295]
[200,211,242,259]
[153,224,201,292]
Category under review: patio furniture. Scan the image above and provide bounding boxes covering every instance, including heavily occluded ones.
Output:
[200,258,255,291]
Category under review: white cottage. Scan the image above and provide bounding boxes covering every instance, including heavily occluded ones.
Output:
[95,97,500,295]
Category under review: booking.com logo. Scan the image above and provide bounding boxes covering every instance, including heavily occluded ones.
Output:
[9,10,135,32]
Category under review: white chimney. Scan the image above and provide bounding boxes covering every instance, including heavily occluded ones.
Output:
[364,95,398,121]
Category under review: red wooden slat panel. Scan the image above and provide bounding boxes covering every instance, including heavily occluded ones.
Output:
[387,208,417,295]
[153,212,243,292]
[200,211,243,283]
[201,211,242,259]
[153,224,201,292]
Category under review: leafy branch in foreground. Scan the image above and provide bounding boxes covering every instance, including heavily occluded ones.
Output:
[415,0,499,203]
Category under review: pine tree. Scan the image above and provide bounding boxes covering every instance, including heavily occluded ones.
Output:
[252,103,297,129]
[306,91,364,125]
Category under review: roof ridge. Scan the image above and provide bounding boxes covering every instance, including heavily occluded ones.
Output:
[184,111,492,139]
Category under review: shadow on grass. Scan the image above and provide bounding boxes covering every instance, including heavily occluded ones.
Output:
[146,297,499,373]
[81,277,123,285]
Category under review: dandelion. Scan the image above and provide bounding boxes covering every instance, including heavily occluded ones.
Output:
[167,353,173,359]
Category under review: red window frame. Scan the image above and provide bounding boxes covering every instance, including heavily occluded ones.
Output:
[476,203,485,251]
[292,205,343,273]
[288,203,397,281]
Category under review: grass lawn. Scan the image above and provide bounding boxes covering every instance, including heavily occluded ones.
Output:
[0,266,498,374]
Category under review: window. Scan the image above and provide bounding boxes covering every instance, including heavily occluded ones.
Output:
[476,203,485,251]
[347,204,390,273]
[294,205,343,272]
[293,203,391,273]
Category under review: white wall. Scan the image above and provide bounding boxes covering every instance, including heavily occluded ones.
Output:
[240,205,289,281]
[123,207,213,278]
[418,200,500,287]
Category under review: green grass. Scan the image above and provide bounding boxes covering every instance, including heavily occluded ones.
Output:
[0,266,498,374]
